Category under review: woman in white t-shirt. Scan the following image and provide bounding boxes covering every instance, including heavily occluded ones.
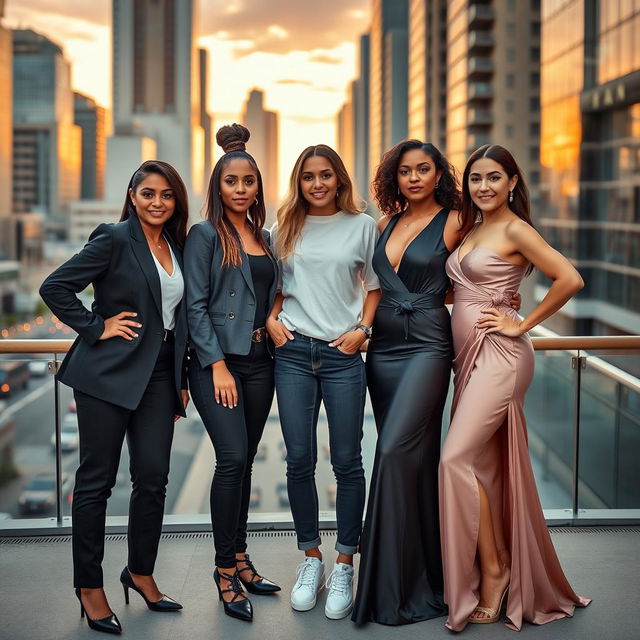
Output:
[267,145,380,620]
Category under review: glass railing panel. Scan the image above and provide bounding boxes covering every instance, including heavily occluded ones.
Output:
[0,355,62,522]
[523,350,576,511]
[578,351,640,510]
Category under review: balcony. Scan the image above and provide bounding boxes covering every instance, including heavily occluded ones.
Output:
[468,81,493,101]
[468,30,494,54]
[1,334,639,638]
[468,4,495,29]
[467,107,493,126]
[467,56,494,78]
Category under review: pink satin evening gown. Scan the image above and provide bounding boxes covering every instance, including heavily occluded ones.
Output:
[439,245,590,632]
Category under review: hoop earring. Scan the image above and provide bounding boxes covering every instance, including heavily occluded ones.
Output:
[509,190,514,203]
[254,196,259,205]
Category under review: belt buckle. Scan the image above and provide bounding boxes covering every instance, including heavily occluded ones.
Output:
[251,327,266,343]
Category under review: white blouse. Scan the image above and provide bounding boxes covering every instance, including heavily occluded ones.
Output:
[151,242,184,330]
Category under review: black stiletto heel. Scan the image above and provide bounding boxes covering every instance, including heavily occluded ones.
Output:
[74,588,122,635]
[213,569,253,621]
[119,566,182,612]
[236,553,281,595]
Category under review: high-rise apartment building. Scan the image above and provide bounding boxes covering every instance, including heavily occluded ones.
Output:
[353,34,371,202]
[111,0,204,198]
[12,29,81,236]
[74,92,106,201]
[445,0,541,189]
[241,89,279,221]
[368,0,409,181]
[407,0,447,150]
[540,0,640,336]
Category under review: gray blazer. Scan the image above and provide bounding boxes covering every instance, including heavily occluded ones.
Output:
[184,220,278,368]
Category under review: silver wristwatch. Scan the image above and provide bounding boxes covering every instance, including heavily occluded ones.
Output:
[355,324,372,338]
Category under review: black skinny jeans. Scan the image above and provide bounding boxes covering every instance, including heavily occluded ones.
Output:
[72,340,176,588]
[189,341,274,568]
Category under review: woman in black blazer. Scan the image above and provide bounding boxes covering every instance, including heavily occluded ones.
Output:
[40,160,190,635]
[185,124,280,622]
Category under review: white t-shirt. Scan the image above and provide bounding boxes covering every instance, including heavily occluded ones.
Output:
[272,211,380,342]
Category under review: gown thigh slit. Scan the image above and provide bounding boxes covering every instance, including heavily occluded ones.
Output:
[353,209,452,625]
[440,245,590,632]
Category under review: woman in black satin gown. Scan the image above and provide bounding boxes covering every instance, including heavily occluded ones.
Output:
[352,140,462,625]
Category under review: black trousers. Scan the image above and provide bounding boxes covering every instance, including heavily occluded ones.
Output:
[189,341,274,568]
[72,340,176,588]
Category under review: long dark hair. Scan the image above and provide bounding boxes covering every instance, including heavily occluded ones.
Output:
[372,140,461,216]
[460,144,534,274]
[120,160,189,247]
[276,144,362,260]
[205,123,269,267]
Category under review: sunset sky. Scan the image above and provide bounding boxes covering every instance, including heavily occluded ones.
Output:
[5,0,371,197]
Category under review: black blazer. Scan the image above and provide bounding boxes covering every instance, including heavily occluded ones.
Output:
[184,221,278,369]
[39,214,188,415]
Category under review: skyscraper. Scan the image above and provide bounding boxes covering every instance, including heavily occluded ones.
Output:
[241,89,279,221]
[369,0,409,181]
[199,47,213,181]
[540,0,640,336]
[0,0,12,259]
[353,33,370,203]
[12,28,81,236]
[444,0,541,188]
[407,0,447,150]
[111,0,204,198]
[336,94,354,179]
[74,92,106,201]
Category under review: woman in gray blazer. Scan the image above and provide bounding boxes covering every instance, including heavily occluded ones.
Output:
[184,124,280,622]
[40,161,190,634]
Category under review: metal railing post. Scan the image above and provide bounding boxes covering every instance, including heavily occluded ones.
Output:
[50,354,63,525]
[571,352,586,519]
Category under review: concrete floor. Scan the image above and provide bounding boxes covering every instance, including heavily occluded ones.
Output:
[0,527,638,640]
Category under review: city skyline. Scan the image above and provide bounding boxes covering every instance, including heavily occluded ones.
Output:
[5,0,370,198]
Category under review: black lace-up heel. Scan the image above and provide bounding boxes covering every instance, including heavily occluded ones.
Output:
[213,569,253,621]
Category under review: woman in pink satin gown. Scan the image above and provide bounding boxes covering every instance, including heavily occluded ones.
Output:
[439,144,590,632]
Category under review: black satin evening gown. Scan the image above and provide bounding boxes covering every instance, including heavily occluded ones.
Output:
[352,208,452,625]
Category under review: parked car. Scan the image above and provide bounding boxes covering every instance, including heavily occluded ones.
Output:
[50,413,80,452]
[0,361,29,397]
[18,473,72,515]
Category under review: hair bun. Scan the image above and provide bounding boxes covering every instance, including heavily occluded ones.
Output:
[216,123,250,154]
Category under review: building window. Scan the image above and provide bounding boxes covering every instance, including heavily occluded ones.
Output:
[530,97,540,111]
[531,46,541,62]
[506,22,516,38]
[506,124,514,138]
[507,73,516,88]
[530,122,540,136]
[506,99,515,113]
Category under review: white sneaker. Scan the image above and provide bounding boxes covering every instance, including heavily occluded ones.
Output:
[324,563,354,620]
[291,557,325,611]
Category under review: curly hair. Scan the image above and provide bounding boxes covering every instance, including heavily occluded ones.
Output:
[372,140,461,216]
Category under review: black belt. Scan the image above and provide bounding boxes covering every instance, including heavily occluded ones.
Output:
[378,291,446,340]
[251,327,267,343]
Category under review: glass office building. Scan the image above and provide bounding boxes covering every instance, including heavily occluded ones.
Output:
[540,0,640,339]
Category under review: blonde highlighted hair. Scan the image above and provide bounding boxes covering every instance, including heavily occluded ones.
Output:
[275,145,362,260]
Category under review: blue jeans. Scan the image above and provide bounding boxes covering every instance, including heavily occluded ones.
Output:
[275,331,367,554]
